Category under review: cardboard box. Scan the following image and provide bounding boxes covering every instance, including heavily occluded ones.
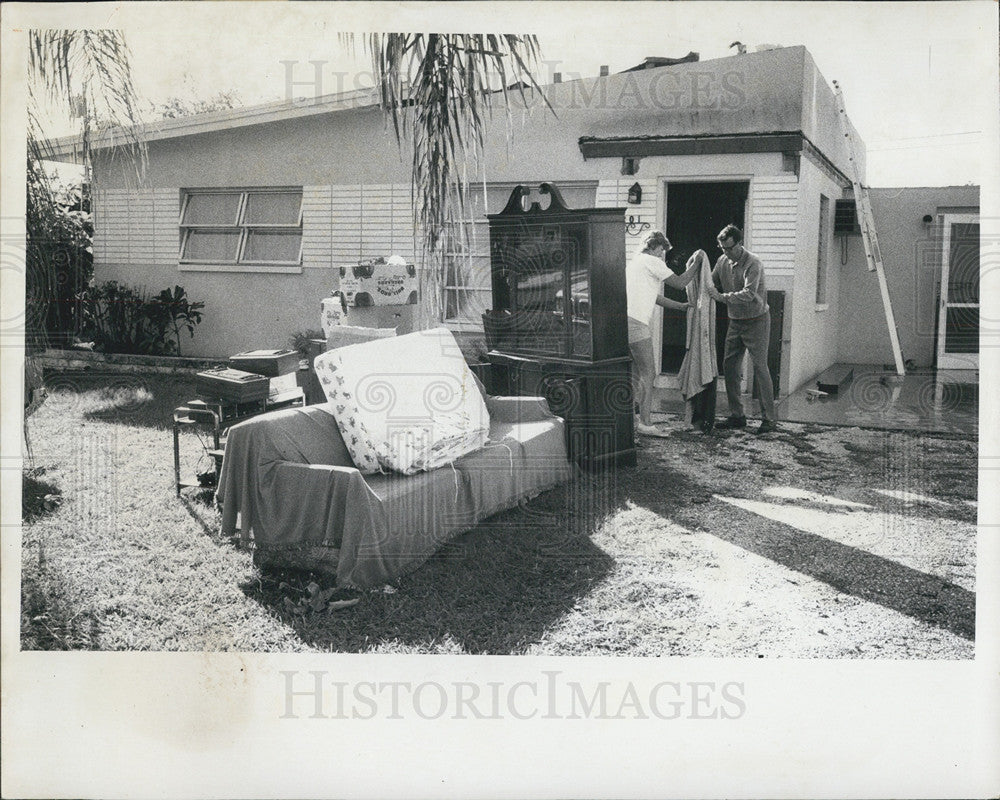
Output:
[321,295,348,338]
[196,368,270,403]
[338,259,418,307]
[343,303,418,336]
[228,349,299,377]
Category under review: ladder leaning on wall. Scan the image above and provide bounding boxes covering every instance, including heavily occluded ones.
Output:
[833,80,907,377]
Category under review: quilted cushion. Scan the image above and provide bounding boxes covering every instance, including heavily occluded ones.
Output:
[326,324,397,351]
[314,327,490,475]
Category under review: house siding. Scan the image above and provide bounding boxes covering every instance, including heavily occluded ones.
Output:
[748,174,798,278]
[301,185,333,271]
[596,177,656,267]
[82,46,869,359]
[93,188,178,278]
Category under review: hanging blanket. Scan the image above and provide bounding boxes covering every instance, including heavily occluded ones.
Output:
[676,250,718,423]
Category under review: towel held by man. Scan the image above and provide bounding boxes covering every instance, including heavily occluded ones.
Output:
[676,248,718,433]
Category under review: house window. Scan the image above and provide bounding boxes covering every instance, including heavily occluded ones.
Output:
[442,223,492,327]
[179,188,303,267]
[816,194,830,306]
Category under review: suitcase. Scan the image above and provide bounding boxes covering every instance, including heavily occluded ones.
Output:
[228,348,300,377]
[196,368,270,403]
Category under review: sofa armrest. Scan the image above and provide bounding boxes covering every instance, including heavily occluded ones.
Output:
[230,459,376,552]
[486,395,557,423]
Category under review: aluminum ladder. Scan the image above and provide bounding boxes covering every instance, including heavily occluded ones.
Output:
[833,80,906,376]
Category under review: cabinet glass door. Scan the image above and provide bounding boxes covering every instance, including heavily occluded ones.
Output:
[563,225,592,358]
[510,228,567,355]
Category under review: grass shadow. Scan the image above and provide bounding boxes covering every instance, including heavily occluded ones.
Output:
[22,467,62,524]
[42,370,200,431]
[21,540,102,650]
[634,468,975,641]
[240,481,618,654]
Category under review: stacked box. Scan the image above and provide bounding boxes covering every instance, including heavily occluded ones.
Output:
[321,295,348,338]
[338,260,418,307]
[228,349,299,377]
[196,368,270,403]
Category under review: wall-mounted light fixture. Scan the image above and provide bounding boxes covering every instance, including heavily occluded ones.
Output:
[627,182,642,205]
[625,215,650,236]
[922,214,934,227]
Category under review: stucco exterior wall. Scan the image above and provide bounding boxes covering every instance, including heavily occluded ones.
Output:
[799,48,864,181]
[836,185,979,367]
[86,45,866,360]
[785,156,845,393]
[96,106,413,191]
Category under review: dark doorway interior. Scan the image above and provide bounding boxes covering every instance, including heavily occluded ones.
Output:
[661,180,749,373]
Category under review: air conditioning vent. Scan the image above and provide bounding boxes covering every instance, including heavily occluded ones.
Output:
[834,199,860,235]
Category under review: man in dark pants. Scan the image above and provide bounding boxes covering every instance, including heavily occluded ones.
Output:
[706,224,778,435]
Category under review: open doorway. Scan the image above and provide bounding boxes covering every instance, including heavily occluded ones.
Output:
[661,180,749,374]
[936,214,979,370]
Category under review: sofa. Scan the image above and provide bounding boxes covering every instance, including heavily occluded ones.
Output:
[216,327,576,588]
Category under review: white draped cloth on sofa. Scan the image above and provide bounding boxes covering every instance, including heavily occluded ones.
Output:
[217,399,575,588]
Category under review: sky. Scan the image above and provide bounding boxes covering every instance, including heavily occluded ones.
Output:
[17,1,998,188]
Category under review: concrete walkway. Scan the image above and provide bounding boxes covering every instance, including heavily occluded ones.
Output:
[655,364,978,437]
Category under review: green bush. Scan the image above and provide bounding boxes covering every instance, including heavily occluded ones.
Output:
[26,169,93,349]
[77,281,204,356]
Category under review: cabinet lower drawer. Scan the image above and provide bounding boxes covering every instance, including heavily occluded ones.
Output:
[501,361,636,468]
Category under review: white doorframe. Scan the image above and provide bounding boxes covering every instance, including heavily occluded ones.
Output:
[654,175,754,389]
[936,213,979,370]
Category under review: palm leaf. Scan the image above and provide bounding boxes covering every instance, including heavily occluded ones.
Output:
[344,33,551,328]
[26,29,147,349]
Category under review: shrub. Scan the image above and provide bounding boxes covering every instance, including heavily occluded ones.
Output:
[26,169,93,349]
[76,281,204,356]
[289,329,325,358]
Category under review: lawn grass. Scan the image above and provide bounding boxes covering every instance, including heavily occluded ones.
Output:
[20,368,978,656]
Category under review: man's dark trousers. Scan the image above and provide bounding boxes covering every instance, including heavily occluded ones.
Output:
[722,312,775,423]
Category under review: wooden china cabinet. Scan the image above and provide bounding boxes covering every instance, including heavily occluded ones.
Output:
[483,183,635,468]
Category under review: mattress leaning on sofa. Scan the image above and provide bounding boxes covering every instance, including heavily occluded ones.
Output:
[216,395,576,588]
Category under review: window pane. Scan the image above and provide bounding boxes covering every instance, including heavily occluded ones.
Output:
[182,230,240,261]
[182,193,241,225]
[948,223,979,304]
[245,192,302,224]
[243,230,302,262]
[444,289,492,324]
[945,307,978,354]
[444,261,490,323]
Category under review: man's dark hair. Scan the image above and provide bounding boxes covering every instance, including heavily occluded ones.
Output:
[717,224,743,244]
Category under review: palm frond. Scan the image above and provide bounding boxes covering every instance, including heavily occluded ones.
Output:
[354,33,550,327]
[27,29,147,188]
[26,29,148,349]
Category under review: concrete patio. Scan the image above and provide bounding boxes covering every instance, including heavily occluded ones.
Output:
[656,364,978,437]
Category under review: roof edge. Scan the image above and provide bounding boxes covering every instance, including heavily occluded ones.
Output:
[43,85,383,161]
